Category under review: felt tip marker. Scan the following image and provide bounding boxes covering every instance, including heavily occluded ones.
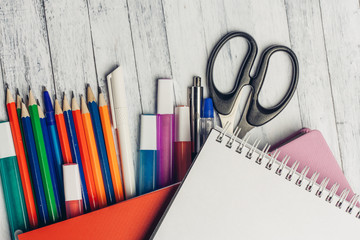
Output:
[138,115,157,195]
[156,79,175,189]
[63,163,84,219]
[174,106,192,181]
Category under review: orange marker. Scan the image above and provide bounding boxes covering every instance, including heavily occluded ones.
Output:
[71,93,99,210]
[54,98,73,164]
[80,96,107,208]
[6,88,38,228]
[98,88,125,202]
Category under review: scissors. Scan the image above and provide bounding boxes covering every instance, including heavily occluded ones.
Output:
[206,31,299,138]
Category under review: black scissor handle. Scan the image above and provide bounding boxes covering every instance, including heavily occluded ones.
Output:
[246,45,299,127]
[206,31,258,115]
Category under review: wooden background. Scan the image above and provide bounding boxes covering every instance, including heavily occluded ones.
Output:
[0,0,360,238]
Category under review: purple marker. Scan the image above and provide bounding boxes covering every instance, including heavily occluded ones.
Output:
[156,79,175,189]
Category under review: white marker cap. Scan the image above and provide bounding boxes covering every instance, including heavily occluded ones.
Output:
[175,106,191,142]
[140,115,157,150]
[157,79,174,114]
[63,164,82,201]
[0,122,16,158]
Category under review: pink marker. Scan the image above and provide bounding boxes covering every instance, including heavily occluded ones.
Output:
[63,163,83,219]
[156,79,175,188]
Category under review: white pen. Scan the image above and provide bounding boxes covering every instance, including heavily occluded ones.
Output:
[107,66,136,199]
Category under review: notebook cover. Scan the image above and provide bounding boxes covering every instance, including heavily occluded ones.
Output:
[18,183,179,240]
[270,128,354,200]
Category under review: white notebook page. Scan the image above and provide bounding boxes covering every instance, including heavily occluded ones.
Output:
[151,129,360,240]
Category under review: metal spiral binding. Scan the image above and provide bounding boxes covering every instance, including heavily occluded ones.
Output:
[215,128,360,219]
[265,149,280,170]
[275,155,290,176]
[295,166,309,186]
[255,143,270,165]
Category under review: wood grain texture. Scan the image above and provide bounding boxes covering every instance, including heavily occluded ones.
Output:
[319,0,360,192]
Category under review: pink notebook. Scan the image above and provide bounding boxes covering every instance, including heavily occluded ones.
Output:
[270,128,354,201]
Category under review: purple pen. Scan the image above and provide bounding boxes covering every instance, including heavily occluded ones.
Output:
[156,79,175,189]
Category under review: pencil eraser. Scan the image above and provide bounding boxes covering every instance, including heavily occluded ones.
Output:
[175,106,191,142]
[140,115,157,150]
[63,163,83,218]
[157,79,174,114]
[0,122,16,158]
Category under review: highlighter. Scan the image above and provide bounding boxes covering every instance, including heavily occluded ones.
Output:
[138,115,157,195]
[63,163,83,219]
[174,106,192,181]
[156,79,175,188]
[0,122,29,239]
[107,66,136,199]
[201,98,214,146]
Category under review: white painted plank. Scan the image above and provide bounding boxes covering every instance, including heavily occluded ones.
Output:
[127,0,172,113]
[284,0,342,166]
[319,0,360,193]
[87,0,142,171]
[0,0,55,239]
[43,0,98,101]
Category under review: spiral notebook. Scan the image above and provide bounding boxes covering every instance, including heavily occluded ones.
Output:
[151,127,360,239]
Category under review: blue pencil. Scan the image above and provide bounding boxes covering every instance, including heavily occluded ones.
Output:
[21,102,49,226]
[62,94,90,212]
[37,101,63,220]
[87,86,115,204]
[43,87,64,205]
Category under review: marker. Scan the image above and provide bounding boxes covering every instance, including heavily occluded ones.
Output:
[72,94,98,211]
[201,98,214,145]
[156,79,175,188]
[28,89,58,222]
[63,94,90,212]
[63,164,84,219]
[98,88,124,202]
[37,101,63,220]
[54,98,73,164]
[81,96,107,208]
[107,67,136,199]
[189,76,203,158]
[138,115,157,195]
[0,122,29,240]
[43,87,64,208]
[6,88,38,228]
[87,85,115,204]
[174,106,192,181]
[21,102,49,225]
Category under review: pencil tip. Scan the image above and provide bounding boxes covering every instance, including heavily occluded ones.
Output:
[71,91,74,98]
[36,99,40,106]
[98,86,102,93]
[42,86,47,92]
[16,88,20,95]
[4,83,8,89]
[29,86,31,91]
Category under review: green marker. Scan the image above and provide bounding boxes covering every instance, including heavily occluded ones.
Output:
[28,89,58,222]
[0,121,29,239]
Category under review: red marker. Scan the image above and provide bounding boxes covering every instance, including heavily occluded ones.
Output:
[174,106,192,181]
[63,164,83,219]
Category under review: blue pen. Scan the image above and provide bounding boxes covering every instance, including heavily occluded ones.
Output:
[43,87,64,200]
[87,85,115,204]
[21,102,49,226]
[62,94,90,212]
[37,101,63,220]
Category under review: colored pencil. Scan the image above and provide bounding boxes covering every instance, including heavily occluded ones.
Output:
[81,96,107,208]
[16,92,29,166]
[6,88,38,228]
[21,102,49,226]
[54,98,73,164]
[87,86,115,204]
[43,87,64,208]
[98,88,124,202]
[72,93,98,210]
[37,101,63,220]
[28,89,58,222]
[62,94,90,212]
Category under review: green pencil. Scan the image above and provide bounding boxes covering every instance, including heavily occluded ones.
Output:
[28,89,58,222]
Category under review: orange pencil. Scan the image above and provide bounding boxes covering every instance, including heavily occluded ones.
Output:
[71,93,99,210]
[80,95,107,208]
[54,98,73,164]
[6,87,38,228]
[98,88,124,202]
